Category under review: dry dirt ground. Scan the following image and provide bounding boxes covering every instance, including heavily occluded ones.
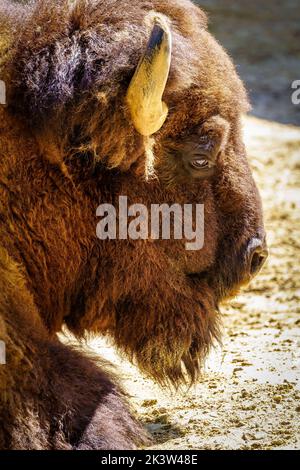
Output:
[67,116,300,450]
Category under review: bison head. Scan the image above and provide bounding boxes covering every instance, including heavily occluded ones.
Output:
[2,0,267,386]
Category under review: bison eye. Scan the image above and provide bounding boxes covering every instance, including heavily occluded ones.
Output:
[190,158,210,170]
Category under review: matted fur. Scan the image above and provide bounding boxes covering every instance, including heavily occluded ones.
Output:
[0,0,265,449]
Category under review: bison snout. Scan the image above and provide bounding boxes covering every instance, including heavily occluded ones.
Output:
[246,237,269,278]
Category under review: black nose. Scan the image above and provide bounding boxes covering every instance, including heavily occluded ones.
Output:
[246,237,269,277]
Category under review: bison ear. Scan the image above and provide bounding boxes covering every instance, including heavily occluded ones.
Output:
[9,34,84,122]
[126,16,172,137]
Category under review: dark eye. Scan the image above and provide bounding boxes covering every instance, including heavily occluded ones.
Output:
[190,158,210,170]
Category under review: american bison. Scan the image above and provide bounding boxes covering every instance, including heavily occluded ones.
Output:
[0,0,268,450]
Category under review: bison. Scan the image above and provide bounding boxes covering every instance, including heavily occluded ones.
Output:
[0,0,268,450]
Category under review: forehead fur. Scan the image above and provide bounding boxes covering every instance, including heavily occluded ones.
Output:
[2,0,247,112]
[0,0,249,175]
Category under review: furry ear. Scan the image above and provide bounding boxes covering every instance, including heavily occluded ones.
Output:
[4,0,95,123]
[10,34,85,121]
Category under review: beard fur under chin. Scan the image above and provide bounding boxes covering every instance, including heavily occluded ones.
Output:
[113,301,221,389]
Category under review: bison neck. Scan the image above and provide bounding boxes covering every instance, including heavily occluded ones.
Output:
[0,113,107,335]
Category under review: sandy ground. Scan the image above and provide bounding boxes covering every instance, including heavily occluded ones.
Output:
[67,116,300,450]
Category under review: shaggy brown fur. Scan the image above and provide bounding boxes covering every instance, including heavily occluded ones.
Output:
[0,0,265,449]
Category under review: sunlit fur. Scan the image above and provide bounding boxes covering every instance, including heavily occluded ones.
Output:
[0,0,265,449]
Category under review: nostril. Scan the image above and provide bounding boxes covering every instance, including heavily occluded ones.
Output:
[246,237,269,278]
[250,249,268,276]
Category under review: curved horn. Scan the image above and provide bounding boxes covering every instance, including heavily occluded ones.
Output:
[126,17,172,136]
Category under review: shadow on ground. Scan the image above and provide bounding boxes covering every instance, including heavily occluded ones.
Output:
[195,0,300,125]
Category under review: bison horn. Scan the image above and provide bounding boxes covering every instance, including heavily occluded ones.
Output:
[126,16,172,136]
